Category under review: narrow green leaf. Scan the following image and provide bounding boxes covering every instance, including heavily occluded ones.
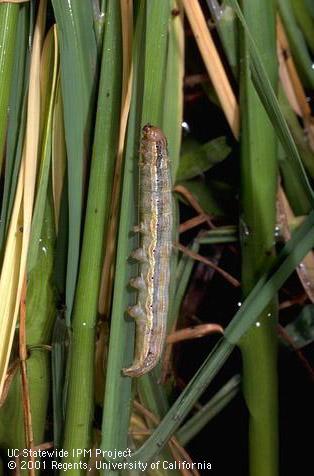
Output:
[278,86,314,179]
[197,226,238,244]
[176,137,231,182]
[0,2,19,173]
[291,0,314,53]
[278,0,314,88]
[52,0,98,324]
[176,178,236,217]
[171,240,199,330]
[162,0,184,179]
[176,375,240,446]
[207,1,238,77]
[141,0,171,126]
[284,304,314,349]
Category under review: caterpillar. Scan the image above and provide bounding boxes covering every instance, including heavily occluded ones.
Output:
[123,124,172,377]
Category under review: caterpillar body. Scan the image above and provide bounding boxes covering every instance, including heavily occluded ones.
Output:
[123,124,172,377]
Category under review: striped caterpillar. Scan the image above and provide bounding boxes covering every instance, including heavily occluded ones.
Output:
[123,124,172,377]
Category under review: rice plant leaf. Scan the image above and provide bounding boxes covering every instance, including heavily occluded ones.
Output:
[51,75,66,232]
[278,0,314,88]
[0,2,19,173]
[278,85,314,179]
[291,0,314,53]
[162,0,184,180]
[172,240,199,327]
[206,1,238,77]
[176,178,236,217]
[176,137,231,182]
[51,0,98,325]
[176,374,240,446]
[304,0,314,18]
[279,146,311,215]
[283,304,314,349]
[97,0,133,318]
[141,0,171,126]
[197,226,238,245]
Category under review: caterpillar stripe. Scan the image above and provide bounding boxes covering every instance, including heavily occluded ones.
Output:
[123,124,172,377]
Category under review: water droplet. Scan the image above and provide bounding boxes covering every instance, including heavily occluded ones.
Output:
[255,321,261,327]
[239,217,250,244]
[82,322,87,326]
[42,246,47,256]
[207,0,224,21]
[267,312,272,318]
[274,224,281,239]
[237,301,242,308]
[181,121,190,134]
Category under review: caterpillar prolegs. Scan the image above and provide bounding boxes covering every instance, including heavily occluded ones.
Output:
[123,125,172,377]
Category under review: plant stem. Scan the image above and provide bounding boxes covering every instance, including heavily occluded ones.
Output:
[239,1,278,475]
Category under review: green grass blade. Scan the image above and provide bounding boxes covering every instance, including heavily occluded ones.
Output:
[197,226,238,244]
[176,136,231,182]
[171,240,199,330]
[291,0,314,53]
[207,1,238,77]
[176,374,240,446]
[162,0,184,179]
[283,304,314,348]
[278,85,314,179]
[141,0,171,126]
[278,0,314,88]
[52,0,98,324]
[0,2,19,174]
